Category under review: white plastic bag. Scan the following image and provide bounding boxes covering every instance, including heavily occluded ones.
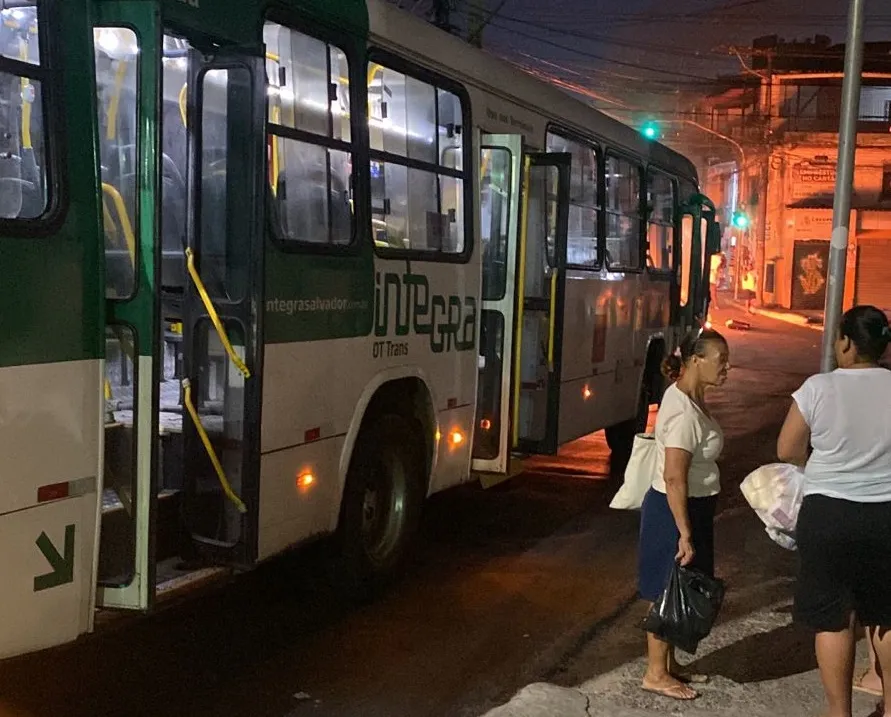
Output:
[609,433,657,510]
[740,463,805,550]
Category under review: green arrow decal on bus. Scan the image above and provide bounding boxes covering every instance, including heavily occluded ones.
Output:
[34,524,75,592]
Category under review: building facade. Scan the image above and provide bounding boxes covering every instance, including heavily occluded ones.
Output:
[691,36,891,312]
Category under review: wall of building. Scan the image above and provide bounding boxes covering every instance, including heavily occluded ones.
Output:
[761,136,891,310]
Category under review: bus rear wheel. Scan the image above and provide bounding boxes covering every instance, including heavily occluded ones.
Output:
[334,413,425,601]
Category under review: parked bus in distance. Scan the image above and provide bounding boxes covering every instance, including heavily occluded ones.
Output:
[0,0,718,659]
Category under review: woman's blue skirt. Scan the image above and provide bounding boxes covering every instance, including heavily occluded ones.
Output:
[638,487,718,602]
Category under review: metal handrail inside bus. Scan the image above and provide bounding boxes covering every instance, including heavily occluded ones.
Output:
[181,249,251,513]
[100,182,136,268]
[184,247,251,379]
[182,378,247,514]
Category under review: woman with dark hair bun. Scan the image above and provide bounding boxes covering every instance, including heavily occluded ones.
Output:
[639,327,731,700]
[778,304,891,717]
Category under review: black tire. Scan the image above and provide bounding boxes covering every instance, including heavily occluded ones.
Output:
[334,413,425,601]
[605,377,652,459]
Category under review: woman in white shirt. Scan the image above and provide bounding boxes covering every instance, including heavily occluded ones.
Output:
[639,327,730,701]
[778,305,891,717]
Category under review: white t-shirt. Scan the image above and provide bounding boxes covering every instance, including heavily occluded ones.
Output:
[652,383,723,497]
[792,368,891,502]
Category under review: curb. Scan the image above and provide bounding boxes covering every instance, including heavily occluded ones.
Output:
[754,307,823,332]
[721,297,823,332]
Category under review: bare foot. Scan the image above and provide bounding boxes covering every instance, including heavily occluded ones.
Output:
[854,667,883,697]
[642,674,698,701]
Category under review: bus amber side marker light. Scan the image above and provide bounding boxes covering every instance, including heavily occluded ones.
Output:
[582,385,592,400]
[297,472,315,489]
[449,430,465,447]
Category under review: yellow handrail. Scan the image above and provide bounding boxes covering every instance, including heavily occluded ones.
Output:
[184,247,251,379]
[182,378,247,514]
[179,83,188,127]
[19,42,31,149]
[106,59,129,141]
[270,106,281,196]
[101,182,136,269]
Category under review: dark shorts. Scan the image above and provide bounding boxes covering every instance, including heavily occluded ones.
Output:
[637,488,718,602]
[794,494,891,631]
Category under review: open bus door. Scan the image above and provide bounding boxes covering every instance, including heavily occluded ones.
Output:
[473,147,570,479]
[679,194,719,332]
[472,146,571,474]
[472,134,523,475]
[178,42,265,566]
[512,152,571,456]
[95,13,266,612]
[94,2,162,611]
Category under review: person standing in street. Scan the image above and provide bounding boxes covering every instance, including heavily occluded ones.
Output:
[778,305,891,717]
[638,327,731,701]
[741,263,757,315]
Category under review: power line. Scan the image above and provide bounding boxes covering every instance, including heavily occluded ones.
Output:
[483,18,722,81]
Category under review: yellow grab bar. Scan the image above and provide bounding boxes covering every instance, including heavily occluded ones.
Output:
[101,182,136,269]
[19,42,31,150]
[179,83,188,127]
[184,247,251,379]
[182,378,247,514]
[107,59,129,141]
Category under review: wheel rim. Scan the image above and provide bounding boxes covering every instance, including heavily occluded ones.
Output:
[360,447,409,566]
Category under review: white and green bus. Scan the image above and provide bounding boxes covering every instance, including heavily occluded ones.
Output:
[0,0,718,659]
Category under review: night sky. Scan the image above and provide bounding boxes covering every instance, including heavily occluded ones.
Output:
[398,0,891,117]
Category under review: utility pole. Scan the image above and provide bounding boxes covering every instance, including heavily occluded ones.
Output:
[755,49,773,305]
[821,0,866,373]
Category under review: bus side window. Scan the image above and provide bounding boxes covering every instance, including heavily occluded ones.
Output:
[646,170,676,273]
[0,2,48,221]
[368,61,467,256]
[94,28,140,299]
[264,21,354,248]
[546,131,599,269]
[604,153,642,271]
[480,147,511,300]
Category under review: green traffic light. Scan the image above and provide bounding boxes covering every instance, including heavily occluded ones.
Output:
[732,211,749,229]
[641,122,658,140]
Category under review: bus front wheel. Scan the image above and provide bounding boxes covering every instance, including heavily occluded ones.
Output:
[334,413,425,601]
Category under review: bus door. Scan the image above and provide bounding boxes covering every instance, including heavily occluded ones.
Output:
[178,44,265,565]
[512,152,571,455]
[679,194,719,331]
[94,4,162,611]
[472,134,523,474]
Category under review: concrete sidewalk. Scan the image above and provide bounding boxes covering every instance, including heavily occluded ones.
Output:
[481,605,877,717]
[478,506,880,717]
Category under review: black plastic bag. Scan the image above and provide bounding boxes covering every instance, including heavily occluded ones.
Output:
[641,562,725,654]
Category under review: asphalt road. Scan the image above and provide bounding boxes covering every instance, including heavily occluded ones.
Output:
[0,304,821,717]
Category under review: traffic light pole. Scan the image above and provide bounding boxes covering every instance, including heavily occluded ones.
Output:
[821,0,865,373]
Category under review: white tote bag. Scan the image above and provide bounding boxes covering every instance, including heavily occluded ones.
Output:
[609,433,657,510]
